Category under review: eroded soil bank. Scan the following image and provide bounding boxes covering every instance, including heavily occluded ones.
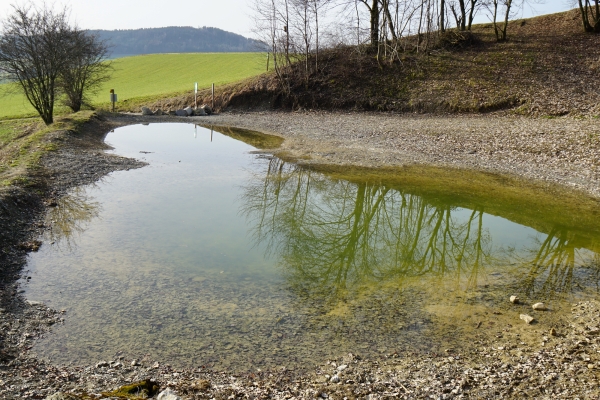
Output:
[1,111,600,399]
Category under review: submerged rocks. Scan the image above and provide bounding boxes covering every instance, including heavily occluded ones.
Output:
[520,314,535,324]
[102,380,160,398]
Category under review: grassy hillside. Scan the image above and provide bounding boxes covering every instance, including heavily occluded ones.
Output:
[0,53,266,120]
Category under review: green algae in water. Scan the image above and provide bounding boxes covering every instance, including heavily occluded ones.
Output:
[22,123,600,372]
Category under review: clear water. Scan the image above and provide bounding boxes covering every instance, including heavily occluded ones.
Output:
[22,123,600,371]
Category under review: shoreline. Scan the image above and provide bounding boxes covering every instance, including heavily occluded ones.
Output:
[1,111,600,399]
[191,111,600,200]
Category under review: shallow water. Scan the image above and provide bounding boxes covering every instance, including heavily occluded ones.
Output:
[22,123,600,371]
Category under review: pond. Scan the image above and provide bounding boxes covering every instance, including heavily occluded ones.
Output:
[22,123,600,371]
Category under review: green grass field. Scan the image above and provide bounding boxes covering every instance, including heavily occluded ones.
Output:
[0,52,267,120]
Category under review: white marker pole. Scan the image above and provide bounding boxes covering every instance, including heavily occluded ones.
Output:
[194,82,198,110]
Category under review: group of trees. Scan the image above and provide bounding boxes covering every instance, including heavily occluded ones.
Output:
[253,0,599,86]
[0,4,111,124]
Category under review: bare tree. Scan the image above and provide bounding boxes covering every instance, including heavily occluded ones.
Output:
[0,4,72,124]
[576,0,600,32]
[60,29,112,112]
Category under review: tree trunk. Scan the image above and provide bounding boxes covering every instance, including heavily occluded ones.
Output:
[500,0,512,41]
[383,0,398,40]
[370,0,380,47]
[440,0,446,33]
[459,0,467,30]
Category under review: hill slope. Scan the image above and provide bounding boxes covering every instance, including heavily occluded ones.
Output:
[151,10,599,117]
[0,53,266,119]
[90,26,264,56]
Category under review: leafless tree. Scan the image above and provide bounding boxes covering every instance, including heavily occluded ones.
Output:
[0,4,72,124]
[60,29,112,113]
[576,0,600,32]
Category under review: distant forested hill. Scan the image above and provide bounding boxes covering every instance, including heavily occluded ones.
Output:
[90,26,264,56]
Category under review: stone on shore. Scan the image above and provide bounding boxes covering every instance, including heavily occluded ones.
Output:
[194,107,207,116]
[532,303,547,311]
[200,104,212,115]
[175,109,188,117]
[141,107,154,116]
[45,393,80,400]
[184,106,194,116]
[158,389,182,400]
[510,296,519,304]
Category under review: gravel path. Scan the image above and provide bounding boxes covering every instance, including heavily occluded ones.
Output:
[182,111,600,199]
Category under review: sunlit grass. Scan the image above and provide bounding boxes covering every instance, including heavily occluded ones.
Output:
[0,52,266,120]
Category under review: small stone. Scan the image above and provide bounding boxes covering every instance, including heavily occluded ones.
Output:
[26,300,43,306]
[510,296,519,304]
[520,314,535,324]
[550,328,558,336]
[141,107,154,116]
[330,375,340,383]
[532,303,547,311]
[45,393,80,400]
[157,389,182,400]
[192,379,211,391]
[95,361,109,368]
[152,362,160,369]
[131,359,140,366]
[337,364,348,371]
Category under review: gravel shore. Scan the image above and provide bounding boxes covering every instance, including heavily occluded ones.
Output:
[1,111,600,399]
[187,111,600,199]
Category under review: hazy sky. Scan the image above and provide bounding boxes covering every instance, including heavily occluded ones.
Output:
[0,0,576,37]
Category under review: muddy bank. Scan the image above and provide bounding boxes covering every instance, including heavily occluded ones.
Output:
[1,111,600,399]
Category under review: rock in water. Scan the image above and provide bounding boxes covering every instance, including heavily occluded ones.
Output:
[520,314,535,324]
[184,106,194,116]
[158,389,182,400]
[141,107,153,116]
[175,109,188,117]
[510,295,519,304]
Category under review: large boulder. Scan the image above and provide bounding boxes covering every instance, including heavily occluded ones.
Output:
[141,107,154,116]
[175,109,188,117]
[184,106,194,116]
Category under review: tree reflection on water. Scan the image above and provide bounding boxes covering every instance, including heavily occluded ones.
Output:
[45,187,100,250]
[242,157,600,304]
